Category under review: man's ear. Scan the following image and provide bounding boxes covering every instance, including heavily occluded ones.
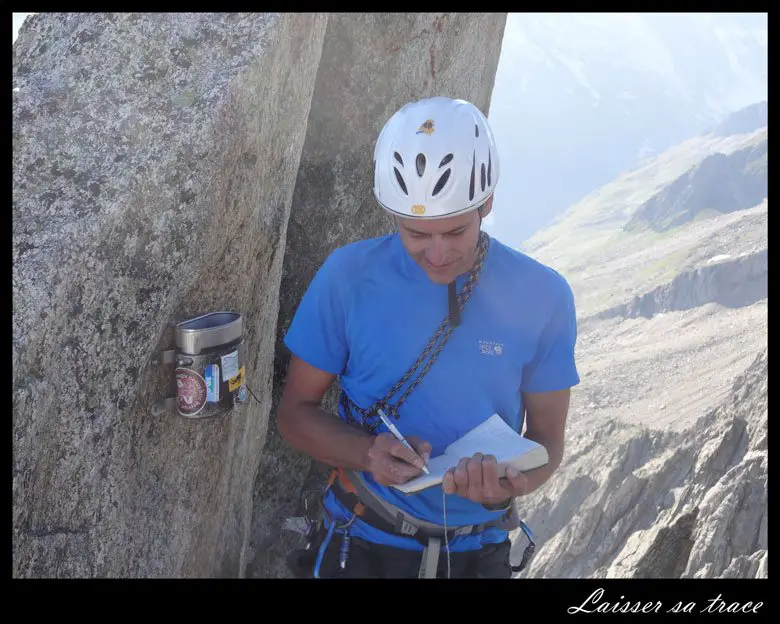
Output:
[478,194,494,219]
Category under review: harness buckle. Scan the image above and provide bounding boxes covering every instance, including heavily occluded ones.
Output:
[397,517,418,537]
[453,525,475,537]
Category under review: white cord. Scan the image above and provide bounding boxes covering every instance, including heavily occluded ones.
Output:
[442,488,451,578]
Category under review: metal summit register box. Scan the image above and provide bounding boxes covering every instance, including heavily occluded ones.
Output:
[151,312,248,419]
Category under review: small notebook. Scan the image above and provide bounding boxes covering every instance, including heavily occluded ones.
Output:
[391,413,549,494]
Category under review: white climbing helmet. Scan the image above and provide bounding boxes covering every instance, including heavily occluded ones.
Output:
[373,96,500,220]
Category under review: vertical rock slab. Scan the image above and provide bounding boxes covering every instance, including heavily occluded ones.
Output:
[248,12,507,577]
[13,12,328,577]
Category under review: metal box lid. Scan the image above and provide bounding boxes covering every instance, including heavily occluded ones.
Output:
[175,312,243,355]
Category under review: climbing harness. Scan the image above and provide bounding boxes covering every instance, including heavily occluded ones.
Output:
[323,467,535,578]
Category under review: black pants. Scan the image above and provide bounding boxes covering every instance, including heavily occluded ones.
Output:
[309,532,514,579]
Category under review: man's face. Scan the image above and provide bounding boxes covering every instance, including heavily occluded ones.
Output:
[396,197,493,285]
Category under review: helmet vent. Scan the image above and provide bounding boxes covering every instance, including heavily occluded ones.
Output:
[487,152,492,187]
[439,154,454,168]
[432,168,451,196]
[416,153,426,177]
[394,152,404,166]
[475,124,479,138]
[469,153,476,202]
[394,167,408,195]
[481,163,486,193]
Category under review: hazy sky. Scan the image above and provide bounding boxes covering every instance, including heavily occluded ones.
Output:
[13,13,767,243]
[13,13,30,42]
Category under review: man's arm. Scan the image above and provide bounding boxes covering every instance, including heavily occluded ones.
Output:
[277,355,431,485]
[516,387,571,495]
[277,355,374,470]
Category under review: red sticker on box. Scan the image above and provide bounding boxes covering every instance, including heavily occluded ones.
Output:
[176,368,207,416]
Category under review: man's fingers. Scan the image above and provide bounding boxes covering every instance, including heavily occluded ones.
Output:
[388,439,426,470]
[466,453,484,498]
[382,456,423,482]
[408,436,432,463]
[368,433,430,485]
[453,457,470,492]
[481,455,504,499]
[504,466,529,494]
[442,470,456,494]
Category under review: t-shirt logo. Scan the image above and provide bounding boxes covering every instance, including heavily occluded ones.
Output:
[479,340,504,356]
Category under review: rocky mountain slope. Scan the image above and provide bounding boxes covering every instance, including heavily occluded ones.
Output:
[516,348,766,579]
[487,13,767,246]
[522,109,767,319]
[710,100,767,137]
[625,131,767,232]
[597,249,766,320]
[508,103,767,578]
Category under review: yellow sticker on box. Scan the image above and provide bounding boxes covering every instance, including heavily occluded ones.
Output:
[228,366,245,392]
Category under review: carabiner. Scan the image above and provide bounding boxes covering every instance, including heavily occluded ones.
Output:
[312,512,357,578]
[512,520,537,573]
[337,513,357,570]
[518,519,536,544]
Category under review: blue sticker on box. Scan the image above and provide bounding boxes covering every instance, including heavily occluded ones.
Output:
[238,384,247,403]
[205,364,220,403]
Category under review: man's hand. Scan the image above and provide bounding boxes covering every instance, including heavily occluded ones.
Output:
[442,453,528,506]
[367,433,432,486]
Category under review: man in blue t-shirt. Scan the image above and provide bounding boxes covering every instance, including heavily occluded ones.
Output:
[278,96,580,578]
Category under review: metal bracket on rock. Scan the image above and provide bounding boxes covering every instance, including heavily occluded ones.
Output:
[151,350,176,366]
[150,350,178,416]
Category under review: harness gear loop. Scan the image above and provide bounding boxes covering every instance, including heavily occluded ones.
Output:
[312,504,359,578]
[341,231,490,433]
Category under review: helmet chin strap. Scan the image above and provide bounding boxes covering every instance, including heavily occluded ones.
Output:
[447,207,484,327]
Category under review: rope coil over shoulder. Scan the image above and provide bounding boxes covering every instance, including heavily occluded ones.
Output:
[340,231,490,433]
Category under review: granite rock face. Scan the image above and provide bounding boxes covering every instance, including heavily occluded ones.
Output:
[247,12,507,578]
[13,11,507,578]
[13,12,328,577]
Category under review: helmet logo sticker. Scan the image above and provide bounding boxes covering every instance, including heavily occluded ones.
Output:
[411,204,426,215]
[416,119,435,135]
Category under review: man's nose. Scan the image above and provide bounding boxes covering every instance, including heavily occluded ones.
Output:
[426,238,448,265]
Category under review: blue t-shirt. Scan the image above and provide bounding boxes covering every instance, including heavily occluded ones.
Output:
[283,232,580,552]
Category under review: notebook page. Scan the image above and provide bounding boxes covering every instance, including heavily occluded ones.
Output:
[445,413,539,462]
[392,454,454,493]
